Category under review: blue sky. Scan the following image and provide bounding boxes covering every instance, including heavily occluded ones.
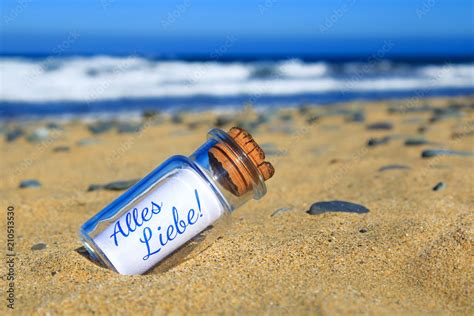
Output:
[1,0,473,55]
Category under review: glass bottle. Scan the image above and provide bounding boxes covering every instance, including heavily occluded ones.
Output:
[79,127,274,275]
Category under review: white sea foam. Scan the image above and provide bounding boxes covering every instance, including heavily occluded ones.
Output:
[0,56,473,103]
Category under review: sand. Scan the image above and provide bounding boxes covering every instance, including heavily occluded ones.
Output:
[1,96,473,315]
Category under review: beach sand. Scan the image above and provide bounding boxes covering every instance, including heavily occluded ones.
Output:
[1,96,473,315]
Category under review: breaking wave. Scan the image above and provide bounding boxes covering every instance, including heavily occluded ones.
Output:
[1,56,472,103]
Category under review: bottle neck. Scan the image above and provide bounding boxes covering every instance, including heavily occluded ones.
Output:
[189,128,267,211]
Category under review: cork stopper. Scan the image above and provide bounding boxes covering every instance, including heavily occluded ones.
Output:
[208,127,275,197]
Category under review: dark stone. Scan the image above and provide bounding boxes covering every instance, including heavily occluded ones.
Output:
[279,113,293,122]
[432,182,446,191]
[367,122,393,130]
[6,128,24,142]
[187,122,200,130]
[359,228,368,233]
[387,105,433,114]
[257,112,273,125]
[171,113,184,124]
[31,243,47,251]
[429,108,463,123]
[87,184,104,192]
[142,109,159,120]
[117,122,142,134]
[88,179,139,192]
[367,136,391,147]
[324,108,354,116]
[306,115,320,125]
[404,137,429,146]
[346,111,366,123]
[271,207,293,217]
[76,138,100,146]
[53,146,70,152]
[46,122,63,130]
[307,200,369,215]
[88,121,115,134]
[378,164,411,172]
[421,149,474,158]
[417,126,428,134]
[19,179,41,189]
[298,104,314,115]
[215,115,233,127]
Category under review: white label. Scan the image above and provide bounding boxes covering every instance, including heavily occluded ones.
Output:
[93,168,225,275]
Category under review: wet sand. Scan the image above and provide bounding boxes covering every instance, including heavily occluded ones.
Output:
[1,96,473,315]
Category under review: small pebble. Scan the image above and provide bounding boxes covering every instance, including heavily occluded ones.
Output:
[367,122,393,130]
[53,146,70,152]
[214,115,233,127]
[306,115,320,125]
[31,243,47,251]
[88,121,115,134]
[346,111,366,123]
[432,182,446,191]
[421,149,474,158]
[359,228,368,233]
[271,207,293,217]
[279,113,293,122]
[19,179,41,189]
[307,201,369,215]
[324,108,354,116]
[417,126,428,134]
[117,122,142,134]
[378,164,411,172]
[87,184,103,192]
[404,137,429,146]
[298,105,312,115]
[387,105,433,114]
[46,122,63,130]
[6,128,24,142]
[429,109,463,123]
[142,109,159,120]
[171,113,184,124]
[367,136,391,147]
[76,138,100,146]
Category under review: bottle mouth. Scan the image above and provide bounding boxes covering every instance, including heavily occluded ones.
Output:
[207,128,267,200]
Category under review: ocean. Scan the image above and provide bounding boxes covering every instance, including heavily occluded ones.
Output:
[1,54,473,119]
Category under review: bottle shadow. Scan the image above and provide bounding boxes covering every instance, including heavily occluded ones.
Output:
[74,226,219,274]
[147,226,214,274]
[75,246,108,269]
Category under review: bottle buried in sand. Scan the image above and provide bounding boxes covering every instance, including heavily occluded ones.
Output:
[79,127,274,275]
